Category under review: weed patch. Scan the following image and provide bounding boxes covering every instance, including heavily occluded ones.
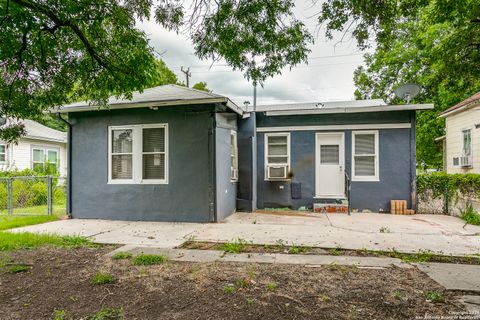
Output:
[460,206,480,226]
[111,252,133,260]
[86,307,124,320]
[7,264,31,273]
[91,272,115,285]
[132,254,168,266]
[265,282,277,292]
[220,238,249,254]
[222,285,235,294]
[288,244,308,254]
[425,291,445,303]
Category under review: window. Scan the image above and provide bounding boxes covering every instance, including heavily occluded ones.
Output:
[32,147,58,173]
[265,133,290,180]
[230,131,238,181]
[0,144,6,163]
[108,124,168,184]
[462,129,472,157]
[352,131,379,181]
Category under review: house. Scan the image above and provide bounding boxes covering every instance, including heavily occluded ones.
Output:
[0,119,67,176]
[55,84,432,222]
[438,92,480,173]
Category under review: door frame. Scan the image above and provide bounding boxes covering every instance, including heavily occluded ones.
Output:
[315,132,345,198]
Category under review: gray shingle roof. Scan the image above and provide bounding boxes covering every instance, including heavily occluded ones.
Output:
[53,84,243,114]
[1,119,67,143]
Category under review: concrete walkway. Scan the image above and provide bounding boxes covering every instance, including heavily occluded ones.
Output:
[108,246,412,269]
[10,212,480,256]
[415,263,480,292]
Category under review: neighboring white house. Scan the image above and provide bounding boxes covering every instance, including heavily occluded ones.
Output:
[438,92,480,173]
[0,119,67,176]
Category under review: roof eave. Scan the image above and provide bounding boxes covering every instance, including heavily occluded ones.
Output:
[438,101,480,118]
[264,104,434,116]
[52,97,244,115]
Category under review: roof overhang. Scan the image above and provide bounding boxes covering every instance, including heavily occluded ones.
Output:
[24,135,67,144]
[438,102,480,118]
[51,97,244,115]
[263,103,434,116]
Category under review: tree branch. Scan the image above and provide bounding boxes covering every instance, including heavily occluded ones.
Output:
[11,0,119,73]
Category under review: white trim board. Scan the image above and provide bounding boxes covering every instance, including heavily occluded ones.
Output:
[257,123,411,132]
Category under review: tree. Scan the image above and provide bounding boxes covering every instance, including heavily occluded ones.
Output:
[318,0,480,168]
[192,81,211,92]
[0,0,312,140]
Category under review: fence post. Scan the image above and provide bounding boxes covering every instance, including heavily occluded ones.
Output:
[47,176,53,215]
[444,185,449,215]
[7,177,12,215]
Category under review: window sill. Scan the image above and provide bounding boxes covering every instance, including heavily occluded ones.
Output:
[351,177,379,182]
[108,180,168,185]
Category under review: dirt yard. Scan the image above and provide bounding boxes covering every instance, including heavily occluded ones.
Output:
[0,246,465,319]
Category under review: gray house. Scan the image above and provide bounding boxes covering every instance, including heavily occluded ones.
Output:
[56,85,432,222]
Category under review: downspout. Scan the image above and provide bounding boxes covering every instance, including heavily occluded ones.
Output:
[57,113,72,218]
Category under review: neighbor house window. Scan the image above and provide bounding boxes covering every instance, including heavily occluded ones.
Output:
[352,131,379,181]
[0,144,6,163]
[108,124,168,184]
[462,129,472,157]
[32,147,58,173]
[230,131,238,181]
[265,133,290,180]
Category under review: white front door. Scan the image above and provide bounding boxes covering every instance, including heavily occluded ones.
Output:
[315,133,345,198]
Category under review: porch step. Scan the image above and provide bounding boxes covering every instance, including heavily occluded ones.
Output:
[313,201,349,214]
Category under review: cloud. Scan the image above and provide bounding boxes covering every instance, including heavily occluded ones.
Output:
[137,1,369,106]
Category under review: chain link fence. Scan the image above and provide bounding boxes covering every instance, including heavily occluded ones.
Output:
[418,188,480,216]
[0,176,67,216]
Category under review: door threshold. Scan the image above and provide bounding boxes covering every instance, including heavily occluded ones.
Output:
[314,195,346,199]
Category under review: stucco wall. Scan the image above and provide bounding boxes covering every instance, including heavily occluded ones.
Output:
[69,105,216,222]
[215,113,238,221]
[256,111,416,212]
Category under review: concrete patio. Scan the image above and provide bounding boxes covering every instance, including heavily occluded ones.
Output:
[10,212,480,256]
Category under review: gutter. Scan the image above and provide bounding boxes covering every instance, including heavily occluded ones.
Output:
[57,113,72,218]
[54,97,246,116]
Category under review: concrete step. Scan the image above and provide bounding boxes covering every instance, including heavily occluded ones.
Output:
[313,202,349,214]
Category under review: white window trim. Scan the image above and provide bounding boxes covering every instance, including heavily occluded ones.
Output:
[31,146,59,170]
[461,128,472,157]
[230,130,238,182]
[108,123,169,185]
[264,132,291,181]
[351,130,379,182]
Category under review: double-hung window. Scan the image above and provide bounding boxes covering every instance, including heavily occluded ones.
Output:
[230,131,238,181]
[352,131,379,181]
[108,124,168,184]
[32,147,58,173]
[0,144,6,163]
[265,133,290,180]
[462,129,472,157]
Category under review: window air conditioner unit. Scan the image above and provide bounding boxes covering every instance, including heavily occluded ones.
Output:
[231,168,238,180]
[267,165,288,179]
[460,156,472,167]
[453,156,472,167]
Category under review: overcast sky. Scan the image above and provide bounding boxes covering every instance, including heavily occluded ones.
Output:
[137,1,369,106]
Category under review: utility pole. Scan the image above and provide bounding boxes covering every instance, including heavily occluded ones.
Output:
[181,66,191,87]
